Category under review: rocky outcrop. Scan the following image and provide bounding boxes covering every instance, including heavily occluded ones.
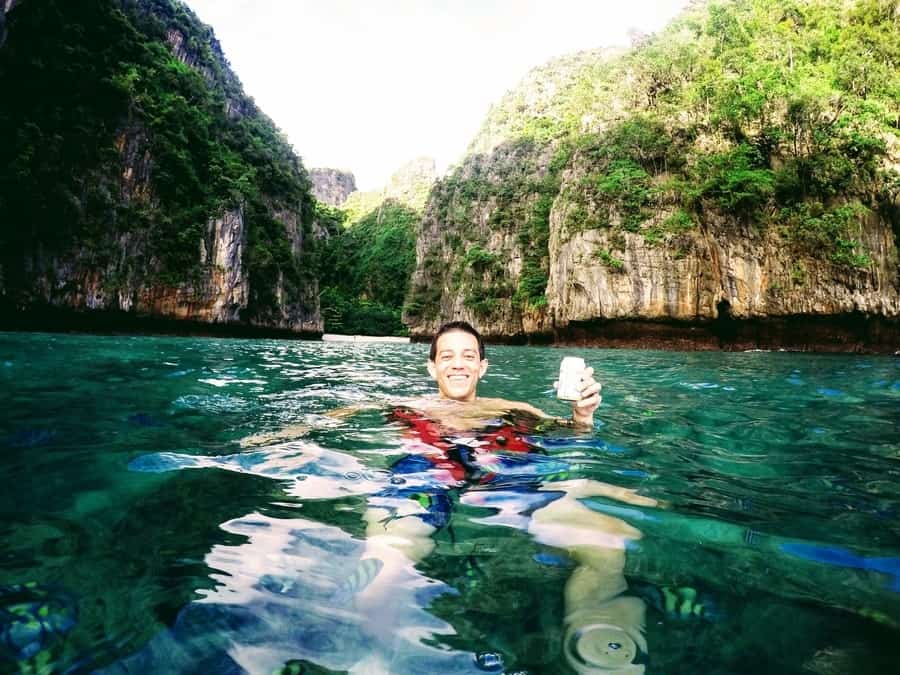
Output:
[403,143,554,339]
[14,202,320,332]
[384,157,437,210]
[403,0,900,352]
[263,204,320,332]
[24,210,236,322]
[547,212,899,324]
[406,134,900,349]
[0,0,322,335]
[343,158,438,222]
[160,22,251,119]
[309,169,356,207]
[547,133,900,326]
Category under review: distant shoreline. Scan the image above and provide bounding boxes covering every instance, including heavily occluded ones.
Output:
[0,305,896,353]
[0,305,320,341]
[412,314,900,355]
[322,334,410,343]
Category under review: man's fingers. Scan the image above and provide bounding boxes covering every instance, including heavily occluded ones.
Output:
[574,394,600,415]
[575,392,601,411]
[579,381,601,396]
[579,367,597,387]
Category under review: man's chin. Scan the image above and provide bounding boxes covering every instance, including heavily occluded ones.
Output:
[442,382,475,401]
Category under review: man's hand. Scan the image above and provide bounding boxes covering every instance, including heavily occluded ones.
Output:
[572,366,601,428]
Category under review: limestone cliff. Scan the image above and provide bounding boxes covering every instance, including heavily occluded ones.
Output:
[383,157,437,211]
[0,0,321,334]
[309,169,357,207]
[547,195,899,324]
[404,0,900,351]
[342,157,437,221]
[404,141,558,338]
[406,139,900,348]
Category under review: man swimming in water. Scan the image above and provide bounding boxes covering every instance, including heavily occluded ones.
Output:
[355,321,652,673]
[414,320,602,427]
[241,320,600,445]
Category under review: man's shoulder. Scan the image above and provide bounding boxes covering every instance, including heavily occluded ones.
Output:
[475,397,552,419]
[396,396,550,417]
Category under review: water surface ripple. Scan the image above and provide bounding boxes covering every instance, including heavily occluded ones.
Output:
[0,333,898,674]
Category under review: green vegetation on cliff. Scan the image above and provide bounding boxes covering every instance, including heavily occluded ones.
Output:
[404,142,568,323]
[407,0,899,328]
[317,160,434,335]
[318,200,419,335]
[0,0,316,323]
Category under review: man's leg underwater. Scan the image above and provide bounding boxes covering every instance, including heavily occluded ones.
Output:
[345,489,451,666]
[529,479,654,674]
[351,452,456,632]
[363,505,438,563]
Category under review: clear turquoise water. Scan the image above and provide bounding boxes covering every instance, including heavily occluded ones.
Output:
[0,331,898,674]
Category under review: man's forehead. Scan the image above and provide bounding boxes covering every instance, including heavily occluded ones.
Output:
[435,330,480,352]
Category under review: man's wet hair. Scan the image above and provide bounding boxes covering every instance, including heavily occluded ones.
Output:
[429,321,485,361]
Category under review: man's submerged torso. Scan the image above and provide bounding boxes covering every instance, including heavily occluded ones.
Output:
[387,404,567,485]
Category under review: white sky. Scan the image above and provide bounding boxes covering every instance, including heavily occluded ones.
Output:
[184,0,690,190]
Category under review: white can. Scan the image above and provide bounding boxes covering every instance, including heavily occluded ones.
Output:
[557,356,585,401]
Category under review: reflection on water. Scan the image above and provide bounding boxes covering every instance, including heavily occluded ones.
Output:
[126,422,655,673]
[0,333,898,674]
[103,513,472,674]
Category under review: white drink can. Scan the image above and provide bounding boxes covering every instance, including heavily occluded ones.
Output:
[557,357,586,401]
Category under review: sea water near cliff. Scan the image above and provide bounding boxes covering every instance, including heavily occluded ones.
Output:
[1,331,898,674]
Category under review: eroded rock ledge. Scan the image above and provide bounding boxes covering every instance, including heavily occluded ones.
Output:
[410,314,898,354]
[553,314,899,354]
[0,303,322,340]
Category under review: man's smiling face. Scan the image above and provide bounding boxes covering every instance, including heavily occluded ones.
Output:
[427,329,488,402]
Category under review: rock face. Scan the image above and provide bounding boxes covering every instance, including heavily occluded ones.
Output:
[384,157,437,209]
[403,142,556,339]
[547,212,899,324]
[546,141,900,327]
[309,169,357,207]
[25,208,246,322]
[15,203,319,333]
[403,0,900,351]
[342,157,438,221]
[407,138,900,350]
[0,0,322,334]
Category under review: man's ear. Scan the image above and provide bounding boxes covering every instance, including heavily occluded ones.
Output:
[479,360,488,378]
[427,360,437,379]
